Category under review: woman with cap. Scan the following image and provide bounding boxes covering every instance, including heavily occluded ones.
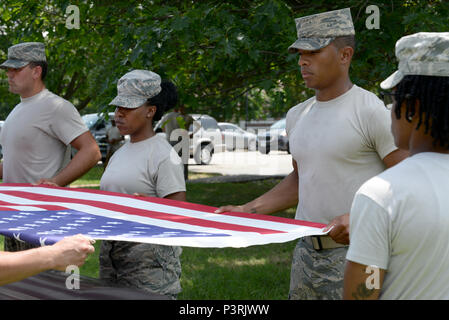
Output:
[99,70,186,299]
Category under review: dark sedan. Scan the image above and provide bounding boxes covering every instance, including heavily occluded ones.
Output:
[257,118,289,154]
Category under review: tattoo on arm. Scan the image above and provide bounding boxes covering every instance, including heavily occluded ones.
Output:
[352,282,376,300]
[249,208,257,213]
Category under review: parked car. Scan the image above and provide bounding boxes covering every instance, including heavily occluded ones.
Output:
[190,114,225,164]
[257,118,289,154]
[81,112,116,162]
[218,122,257,151]
[155,113,225,165]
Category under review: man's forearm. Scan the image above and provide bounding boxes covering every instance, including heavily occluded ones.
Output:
[343,261,384,300]
[53,145,100,186]
[242,171,299,215]
[0,248,54,286]
[0,235,95,285]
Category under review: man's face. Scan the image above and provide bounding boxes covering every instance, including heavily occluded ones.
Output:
[297,44,341,90]
[6,64,34,95]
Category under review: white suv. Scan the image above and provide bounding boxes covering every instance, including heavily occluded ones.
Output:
[189,114,225,165]
[155,114,225,165]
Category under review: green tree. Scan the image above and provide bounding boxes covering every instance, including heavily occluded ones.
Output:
[0,0,447,121]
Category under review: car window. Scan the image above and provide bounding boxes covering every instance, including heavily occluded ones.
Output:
[82,114,99,129]
[271,119,286,129]
[220,124,233,131]
[94,120,107,130]
[83,113,114,130]
[201,117,219,130]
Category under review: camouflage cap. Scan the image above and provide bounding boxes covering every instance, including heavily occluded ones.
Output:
[288,8,355,53]
[381,32,449,90]
[109,70,162,109]
[0,42,46,69]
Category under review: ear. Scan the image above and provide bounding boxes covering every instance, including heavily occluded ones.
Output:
[30,65,43,81]
[340,46,354,65]
[146,105,156,118]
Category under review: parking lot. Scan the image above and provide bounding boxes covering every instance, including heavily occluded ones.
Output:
[188,150,293,176]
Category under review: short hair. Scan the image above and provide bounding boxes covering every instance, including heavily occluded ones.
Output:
[28,61,48,81]
[394,75,449,149]
[331,35,356,51]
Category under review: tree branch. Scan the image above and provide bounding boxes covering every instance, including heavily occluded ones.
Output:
[63,71,79,100]
[75,96,92,112]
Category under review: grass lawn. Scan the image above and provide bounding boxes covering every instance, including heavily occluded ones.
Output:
[1,167,297,300]
[181,179,297,300]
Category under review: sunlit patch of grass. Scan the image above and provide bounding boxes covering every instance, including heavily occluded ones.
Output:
[179,241,296,300]
[187,172,222,180]
[208,257,268,267]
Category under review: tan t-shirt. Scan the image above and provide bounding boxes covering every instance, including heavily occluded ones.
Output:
[100,135,186,198]
[286,85,397,224]
[0,89,88,183]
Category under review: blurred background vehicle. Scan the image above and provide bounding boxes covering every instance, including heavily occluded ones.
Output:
[81,112,130,163]
[187,114,226,165]
[257,118,289,154]
[218,122,257,151]
[155,113,225,165]
[82,113,114,162]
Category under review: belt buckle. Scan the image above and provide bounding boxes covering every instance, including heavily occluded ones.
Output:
[311,236,323,251]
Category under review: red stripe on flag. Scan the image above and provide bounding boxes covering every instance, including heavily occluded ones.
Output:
[0,199,68,212]
[35,205,69,211]
[0,200,18,206]
[221,212,326,229]
[92,188,325,229]
[70,185,239,215]
[1,184,216,213]
[0,206,20,211]
[0,190,285,235]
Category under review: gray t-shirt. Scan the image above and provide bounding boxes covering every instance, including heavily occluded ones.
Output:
[286,85,397,224]
[100,135,186,198]
[0,89,88,183]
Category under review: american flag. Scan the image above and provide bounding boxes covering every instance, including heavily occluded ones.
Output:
[0,184,326,248]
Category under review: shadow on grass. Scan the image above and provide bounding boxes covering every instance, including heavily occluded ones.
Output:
[179,240,297,300]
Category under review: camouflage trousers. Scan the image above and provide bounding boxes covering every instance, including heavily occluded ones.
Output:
[4,237,38,252]
[288,238,348,300]
[100,241,182,300]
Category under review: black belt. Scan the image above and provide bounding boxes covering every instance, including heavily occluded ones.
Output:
[304,235,348,251]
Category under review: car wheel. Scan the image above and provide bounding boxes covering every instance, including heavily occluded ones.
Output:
[248,139,257,151]
[259,145,270,154]
[194,143,213,165]
[229,137,236,151]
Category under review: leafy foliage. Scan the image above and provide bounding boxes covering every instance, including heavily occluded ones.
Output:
[0,0,447,121]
